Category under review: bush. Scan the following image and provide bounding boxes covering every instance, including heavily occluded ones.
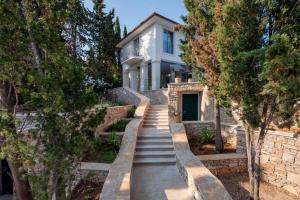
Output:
[106,119,130,132]
[84,132,121,163]
[200,128,214,143]
[127,107,136,118]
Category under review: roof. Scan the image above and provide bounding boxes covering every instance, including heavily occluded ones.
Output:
[116,12,180,48]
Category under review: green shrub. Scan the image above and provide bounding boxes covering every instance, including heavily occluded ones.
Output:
[200,128,214,143]
[106,119,130,132]
[127,107,136,118]
[107,131,120,153]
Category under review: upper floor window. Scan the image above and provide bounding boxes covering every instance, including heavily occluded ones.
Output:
[163,30,174,54]
[133,38,139,56]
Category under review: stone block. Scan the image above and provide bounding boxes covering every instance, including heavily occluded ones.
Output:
[287,172,300,186]
[282,153,295,163]
[260,155,270,165]
[262,163,275,172]
[283,185,299,196]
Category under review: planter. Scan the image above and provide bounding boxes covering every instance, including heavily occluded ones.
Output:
[188,78,193,83]
[175,77,181,84]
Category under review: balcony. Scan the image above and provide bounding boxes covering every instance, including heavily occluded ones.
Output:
[121,44,144,65]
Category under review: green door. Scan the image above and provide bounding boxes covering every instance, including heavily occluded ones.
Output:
[182,94,198,121]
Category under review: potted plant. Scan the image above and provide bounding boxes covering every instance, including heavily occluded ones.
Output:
[174,110,181,123]
[175,72,181,84]
[188,74,193,83]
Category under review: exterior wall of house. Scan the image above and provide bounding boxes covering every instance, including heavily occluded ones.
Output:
[120,20,185,91]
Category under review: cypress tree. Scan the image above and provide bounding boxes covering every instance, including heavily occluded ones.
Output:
[123,25,128,37]
[88,0,119,88]
[179,0,224,152]
[217,0,300,199]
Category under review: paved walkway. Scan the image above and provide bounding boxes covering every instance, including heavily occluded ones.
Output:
[131,105,194,200]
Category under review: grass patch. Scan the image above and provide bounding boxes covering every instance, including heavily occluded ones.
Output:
[106,119,130,132]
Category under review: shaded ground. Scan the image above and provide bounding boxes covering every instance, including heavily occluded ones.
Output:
[71,180,103,200]
[218,173,298,200]
[188,134,236,155]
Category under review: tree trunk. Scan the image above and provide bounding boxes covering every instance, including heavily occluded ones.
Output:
[7,161,33,200]
[214,100,224,152]
[244,124,255,200]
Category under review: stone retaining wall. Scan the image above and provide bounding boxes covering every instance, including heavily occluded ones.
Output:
[140,89,168,105]
[97,105,133,132]
[198,153,248,176]
[183,121,215,135]
[170,123,232,200]
[101,87,150,200]
[260,131,300,197]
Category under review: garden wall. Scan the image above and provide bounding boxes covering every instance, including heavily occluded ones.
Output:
[96,105,133,132]
[259,131,300,197]
[101,87,150,200]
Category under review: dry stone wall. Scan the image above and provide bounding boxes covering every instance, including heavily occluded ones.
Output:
[198,154,248,176]
[259,131,300,197]
[96,105,133,132]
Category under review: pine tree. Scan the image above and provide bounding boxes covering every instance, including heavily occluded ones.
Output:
[179,0,224,152]
[123,25,128,37]
[217,0,300,199]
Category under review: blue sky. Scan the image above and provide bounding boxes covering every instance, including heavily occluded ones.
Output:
[84,0,187,33]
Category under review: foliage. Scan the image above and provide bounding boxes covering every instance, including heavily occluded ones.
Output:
[180,0,224,152]
[0,0,121,199]
[200,128,215,143]
[85,133,121,163]
[127,107,136,118]
[215,0,300,199]
[86,0,121,87]
[106,119,130,132]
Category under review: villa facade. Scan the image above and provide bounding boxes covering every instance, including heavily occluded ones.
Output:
[117,13,191,92]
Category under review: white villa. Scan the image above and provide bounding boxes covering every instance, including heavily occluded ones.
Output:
[117,13,191,92]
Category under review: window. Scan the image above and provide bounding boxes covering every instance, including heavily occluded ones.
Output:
[133,38,139,56]
[163,30,173,54]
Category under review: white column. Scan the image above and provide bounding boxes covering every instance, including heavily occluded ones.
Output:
[152,60,161,90]
[122,64,130,87]
[129,69,138,91]
[140,62,148,91]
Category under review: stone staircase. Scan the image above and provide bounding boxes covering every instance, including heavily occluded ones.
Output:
[134,105,176,165]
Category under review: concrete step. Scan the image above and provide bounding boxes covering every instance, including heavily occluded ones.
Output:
[138,135,172,140]
[133,157,176,165]
[143,119,169,123]
[146,113,168,117]
[135,151,175,158]
[143,121,169,125]
[136,145,174,151]
[150,105,168,108]
[137,139,173,145]
[144,116,169,120]
[142,124,169,128]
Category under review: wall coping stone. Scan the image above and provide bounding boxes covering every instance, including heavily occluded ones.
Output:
[170,122,232,200]
[266,130,299,138]
[197,153,247,161]
[80,162,111,172]
[101,87,150,200]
